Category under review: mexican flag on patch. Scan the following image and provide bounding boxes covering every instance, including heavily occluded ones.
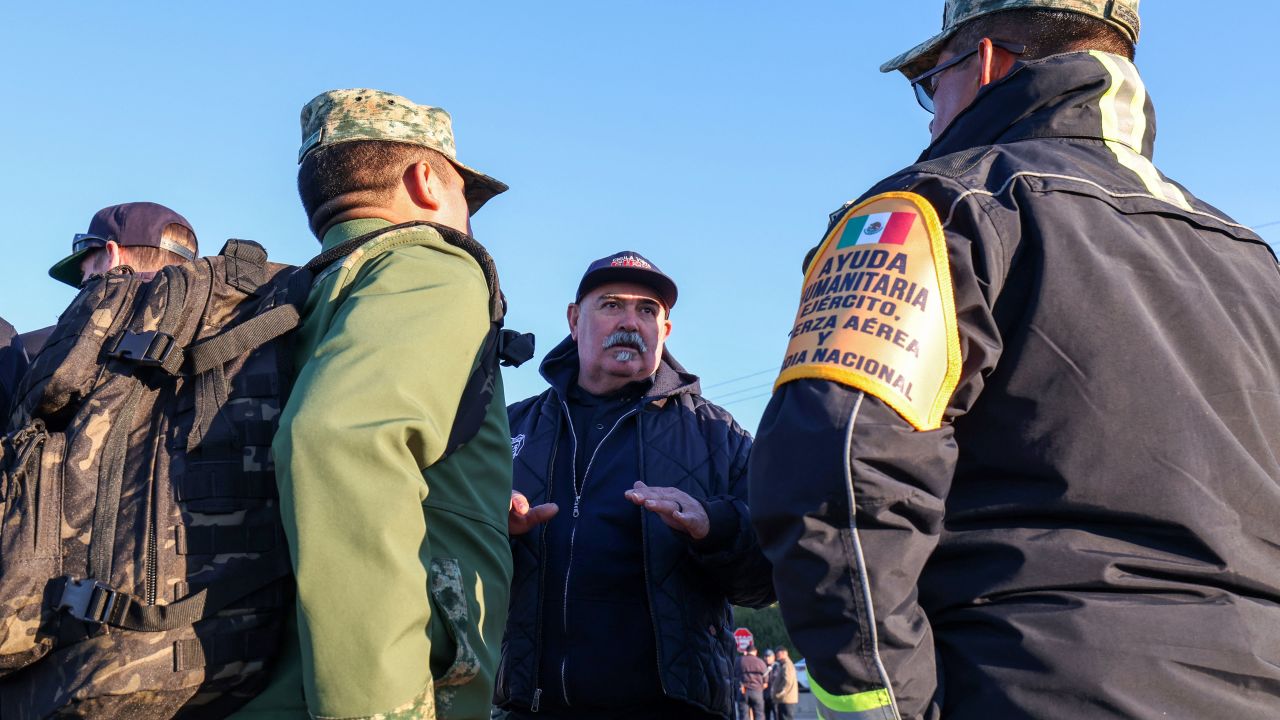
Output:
[837,211,916,248]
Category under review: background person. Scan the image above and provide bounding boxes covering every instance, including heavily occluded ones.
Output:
[769,648,798,720]
[761,648,776,720]
[22,202,198,358]
[750,1,1280,719]
[48,201,198,287]
[736,645,767,720]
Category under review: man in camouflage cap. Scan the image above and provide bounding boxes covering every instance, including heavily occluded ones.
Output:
[234,89,515,720]
[751,2,1280,718]
[296,88,507,219]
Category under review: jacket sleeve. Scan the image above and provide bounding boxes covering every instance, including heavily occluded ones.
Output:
[749,189,1004,719]
[688,411,777,608]
[0,320,25,420]
[273,243,491,719]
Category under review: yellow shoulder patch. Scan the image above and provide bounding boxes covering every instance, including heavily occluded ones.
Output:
[775,192,961,431]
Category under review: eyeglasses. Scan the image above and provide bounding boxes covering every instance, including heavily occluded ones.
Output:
[909,41,1025,114]
[71,233,109,254]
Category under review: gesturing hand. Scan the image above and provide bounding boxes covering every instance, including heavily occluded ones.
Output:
[508,490,558,536]
[624,481,710,540]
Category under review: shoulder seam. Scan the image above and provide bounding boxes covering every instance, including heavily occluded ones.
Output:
[940,170,1255,233]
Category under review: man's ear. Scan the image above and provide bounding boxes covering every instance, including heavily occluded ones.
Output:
[404,160,443,211]
[567,303,580,341]
[105,241,124,270]
[977,37,1019,87]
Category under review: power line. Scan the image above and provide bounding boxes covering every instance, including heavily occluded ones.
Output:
[712,382,774,402]
[701,367,777,390]
[723,390,775,406]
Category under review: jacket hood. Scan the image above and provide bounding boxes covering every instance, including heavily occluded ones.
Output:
[923,51,1156,162]
[539,334,701,401]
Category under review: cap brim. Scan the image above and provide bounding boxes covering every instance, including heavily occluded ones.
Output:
[880,27,957,78]
[452,161,508,216]
[577,267,678,311]
[48,248,94,288]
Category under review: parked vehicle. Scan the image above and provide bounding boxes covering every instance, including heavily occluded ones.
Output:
[795,658,810,692]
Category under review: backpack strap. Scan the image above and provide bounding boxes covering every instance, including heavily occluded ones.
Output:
[132,245,314,376]
[307,222,534,458]
[307,220,538,457]
[52,546,291,632]
[303,225,394,273]
[129,231,377,377]
[87,268,193,582]
[305,221,534,368]
[179,300,303,376]
[304,220,504,316]
[405,222,537,454]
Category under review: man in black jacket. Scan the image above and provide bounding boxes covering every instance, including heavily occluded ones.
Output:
[498,251,775,719]
[750,2,1280,719]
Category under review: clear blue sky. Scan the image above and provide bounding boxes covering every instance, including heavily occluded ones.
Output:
[1,1,1275,432]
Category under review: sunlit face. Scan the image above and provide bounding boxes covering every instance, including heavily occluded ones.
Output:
[569,281,672,394]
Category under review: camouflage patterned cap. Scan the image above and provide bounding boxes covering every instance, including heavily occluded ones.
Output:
[298,88,508,215]
[881,0,1141,78]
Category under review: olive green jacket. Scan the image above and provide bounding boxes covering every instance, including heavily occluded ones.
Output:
[234,219,513,719]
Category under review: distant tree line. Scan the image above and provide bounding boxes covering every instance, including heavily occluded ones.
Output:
[731,604,801,659]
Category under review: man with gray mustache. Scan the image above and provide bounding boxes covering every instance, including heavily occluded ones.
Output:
[497,251,775,719]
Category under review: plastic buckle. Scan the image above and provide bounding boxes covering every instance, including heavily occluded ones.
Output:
[56,577,118,624]
[107,330,176,367]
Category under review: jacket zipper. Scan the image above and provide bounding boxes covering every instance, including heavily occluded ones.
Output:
[530,411,559,713]
[557,399,638,707]
[636,415,669,696]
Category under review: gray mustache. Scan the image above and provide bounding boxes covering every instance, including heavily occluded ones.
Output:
[602,331,648,353]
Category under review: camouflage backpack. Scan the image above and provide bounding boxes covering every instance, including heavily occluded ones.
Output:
[0,226,531,718]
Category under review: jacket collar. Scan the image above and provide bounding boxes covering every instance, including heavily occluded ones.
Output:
[922,51,1157,162]
[539,335,701,403]
[320,218,393,252]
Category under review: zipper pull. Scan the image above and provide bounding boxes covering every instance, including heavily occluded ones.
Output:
[532,688,542,712]
[572,498,580,518]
